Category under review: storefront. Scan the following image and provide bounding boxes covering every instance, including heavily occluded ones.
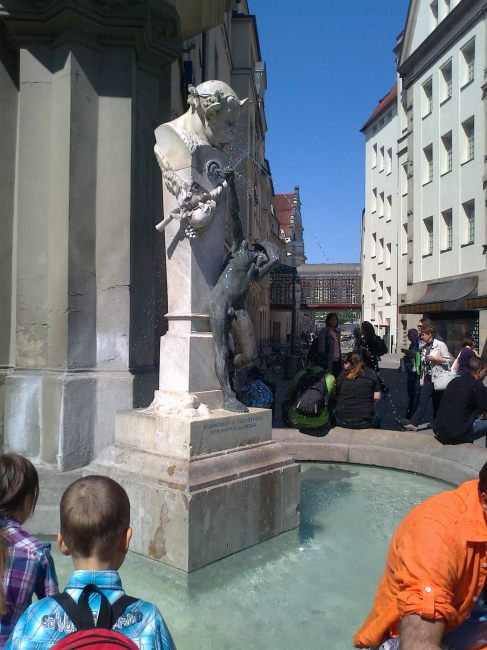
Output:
[399,277,480,356]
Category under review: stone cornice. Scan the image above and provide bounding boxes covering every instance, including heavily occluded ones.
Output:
[398,0,487,88]
[1,0,181,65]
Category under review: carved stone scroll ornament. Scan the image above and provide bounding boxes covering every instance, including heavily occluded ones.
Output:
[154,144,225,239]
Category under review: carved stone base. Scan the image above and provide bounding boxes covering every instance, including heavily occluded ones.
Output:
[86,408,300,571]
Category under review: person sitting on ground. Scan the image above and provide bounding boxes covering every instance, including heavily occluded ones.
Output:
[354,460,487,650]
[5,476,176,650]
[317,312,342,378]
[453,335,480,376]
[433,356,487,446]
[334,351,381,429]
[282,361,336,430]
[359,321,388,394]
[400,323,450,432]
[0,454,58,649]
[399,328,421,420]
[237,366,273,409]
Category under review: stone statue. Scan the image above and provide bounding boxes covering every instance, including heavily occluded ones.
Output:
[209,170,280,413]
[154,81,248,239]
[150,81,252,416]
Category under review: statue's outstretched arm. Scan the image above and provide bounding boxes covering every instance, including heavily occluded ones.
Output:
[254,241,281,278]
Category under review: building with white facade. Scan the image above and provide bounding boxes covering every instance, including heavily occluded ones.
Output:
[361,86,400,353]
[362,0,487,357]
[398,0,487,356]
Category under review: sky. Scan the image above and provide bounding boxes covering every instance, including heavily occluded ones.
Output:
[248,0,410,264]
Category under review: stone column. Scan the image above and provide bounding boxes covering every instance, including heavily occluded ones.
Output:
[1,0,180,469]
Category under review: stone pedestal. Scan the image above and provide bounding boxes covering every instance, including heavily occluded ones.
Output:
[87,408,300,571]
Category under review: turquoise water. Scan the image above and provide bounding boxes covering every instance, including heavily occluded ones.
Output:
[42,463,452,650]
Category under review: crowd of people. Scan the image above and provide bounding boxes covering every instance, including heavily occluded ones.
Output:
[236,312,487,446]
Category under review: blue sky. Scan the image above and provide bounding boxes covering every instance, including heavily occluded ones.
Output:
[249,0,410,264]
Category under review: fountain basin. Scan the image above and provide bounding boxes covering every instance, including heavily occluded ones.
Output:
[42,462,452,650]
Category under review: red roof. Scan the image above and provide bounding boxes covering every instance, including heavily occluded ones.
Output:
[361,84,397,132]
[272,193,294,236]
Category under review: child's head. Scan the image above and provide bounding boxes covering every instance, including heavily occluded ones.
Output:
[0,453,39,523]
[59,475,131,567]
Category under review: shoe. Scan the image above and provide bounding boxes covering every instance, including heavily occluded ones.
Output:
[404,424,418,431]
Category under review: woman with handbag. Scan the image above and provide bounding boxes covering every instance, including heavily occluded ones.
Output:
[402,323,450,431]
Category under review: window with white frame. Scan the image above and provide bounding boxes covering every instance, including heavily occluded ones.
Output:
[372,188,377,212]
[386,243,391,269]
[462,116,474,163]
[379,146,384,172]
[371,273,376,291]
[378,281,384,298]
[379,191,384,218]
[378,238,384,263]
[443,0,450,15]
[385,286,391,304]
[441,131,452,174]
[430,0,438,30]
[371,303,375,320]
[423,78,433,117]
[461,39,475,86]
[372,143,377,168]
[402,162,408,195]
[440,60,452,102]
[463,200,475,244]
[424,217,433,255]
[423,144,433,183]
[371,232,377,257]
[441,209,452,250]
[386,195,392,221]
[402,223,408,254]
[386,148,392,175]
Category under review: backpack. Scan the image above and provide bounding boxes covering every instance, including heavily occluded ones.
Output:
[293,369,329,417]
[50,584,139,650]
[374,336,388,357]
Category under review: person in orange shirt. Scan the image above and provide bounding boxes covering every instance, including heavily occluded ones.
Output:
[354,461,487,650]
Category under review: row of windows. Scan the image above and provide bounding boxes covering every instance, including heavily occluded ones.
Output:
[370,276,392,304]
[371,145,393,172]
[420,200,475,256]
[422,117,474,184]
[422,39,475,116]
[371,190,392,219]
[370,234,392,269]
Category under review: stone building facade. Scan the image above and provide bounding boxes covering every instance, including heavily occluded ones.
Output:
[362,0,487,357]
[0,0,285,470]
[361,86,401,353]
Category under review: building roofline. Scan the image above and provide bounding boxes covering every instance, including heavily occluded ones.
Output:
[360,84,397,133]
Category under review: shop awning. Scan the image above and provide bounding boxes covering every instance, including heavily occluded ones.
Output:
[399,277,478,314]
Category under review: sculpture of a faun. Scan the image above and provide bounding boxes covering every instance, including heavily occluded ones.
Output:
[152,80,277,417]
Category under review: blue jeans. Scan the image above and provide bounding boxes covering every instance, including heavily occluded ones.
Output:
[471,418,487,445]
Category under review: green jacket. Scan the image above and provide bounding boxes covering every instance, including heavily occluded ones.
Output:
[287,365,336,429]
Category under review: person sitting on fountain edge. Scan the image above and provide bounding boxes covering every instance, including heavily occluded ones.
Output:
[282,357,336,430]
[234,366,273,409]
[5,476,176,650]
[354,460,487,650]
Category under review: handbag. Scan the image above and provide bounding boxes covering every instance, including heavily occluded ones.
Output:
[451,351,461,375]
[431,360,456,391]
